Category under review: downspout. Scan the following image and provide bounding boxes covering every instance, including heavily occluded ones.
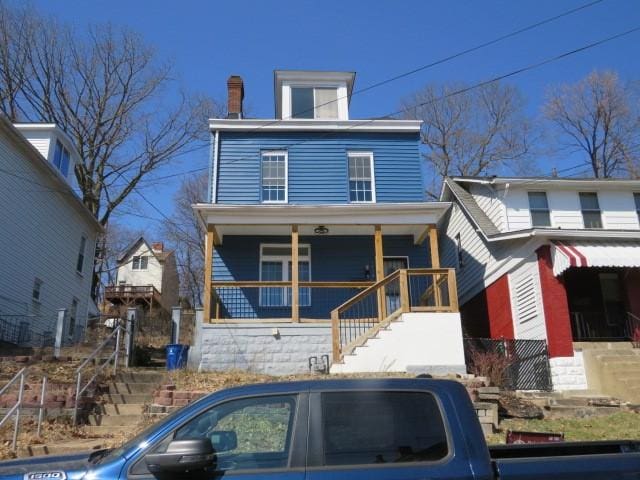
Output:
[210,130,219,204]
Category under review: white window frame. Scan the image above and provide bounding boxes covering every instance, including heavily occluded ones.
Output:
[261,150,288,204]
[634,192,640,226]
[259,243,311,307]
[132,255,149,271]
[282,81,349,120]
[579,192,603,229]
[527,191,552,228]
[347,151,376,203]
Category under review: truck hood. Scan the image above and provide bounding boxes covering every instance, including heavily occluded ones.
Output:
[0,451,92,479]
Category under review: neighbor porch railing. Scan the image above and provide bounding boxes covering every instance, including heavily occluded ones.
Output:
[331,268,458,363]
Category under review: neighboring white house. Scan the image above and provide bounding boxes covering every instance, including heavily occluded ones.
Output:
[104,238,179,316]
[440,176,640,394]
[0,117,102,346]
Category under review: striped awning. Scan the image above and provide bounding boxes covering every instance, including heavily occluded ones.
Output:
[551,240,640,276]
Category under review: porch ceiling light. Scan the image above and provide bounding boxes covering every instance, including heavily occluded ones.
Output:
[314,225,329,235]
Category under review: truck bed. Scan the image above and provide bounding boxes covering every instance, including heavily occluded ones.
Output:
[491,441,640,480]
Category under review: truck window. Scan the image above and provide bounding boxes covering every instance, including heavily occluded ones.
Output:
[131,394,297,475]
[320,391,448,466]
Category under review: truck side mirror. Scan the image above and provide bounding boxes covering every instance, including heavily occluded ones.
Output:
[145,438,215,478]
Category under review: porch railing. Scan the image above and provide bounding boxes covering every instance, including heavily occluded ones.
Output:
[331,268,458,363]
[104,284,160,299]
[571,311,640,341]
[210,281,373,321]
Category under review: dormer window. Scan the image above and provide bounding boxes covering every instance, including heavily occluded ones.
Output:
[291,87,339,119]
[53,140,70,177]
[275,71,354,120]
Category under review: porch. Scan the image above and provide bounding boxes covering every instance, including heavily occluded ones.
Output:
[191,203,463,374]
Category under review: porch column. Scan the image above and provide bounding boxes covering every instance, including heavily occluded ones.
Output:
[291,225,299,323]
[428,225,442,307]
[374,225,387,320]
[203,224,218,323]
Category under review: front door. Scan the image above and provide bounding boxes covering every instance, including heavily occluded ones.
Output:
[599,272,627,338]
[383,257,408,313]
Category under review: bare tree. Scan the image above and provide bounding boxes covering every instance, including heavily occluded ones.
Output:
[401,82,533,198]
[0,3,222,296]
[163,173,207,308]
[544,70,640,178]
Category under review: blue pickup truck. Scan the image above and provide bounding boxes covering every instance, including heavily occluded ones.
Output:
[1,378,639,480]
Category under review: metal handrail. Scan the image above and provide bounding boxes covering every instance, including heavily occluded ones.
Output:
[73,324,123,425]
[0,368,48,451]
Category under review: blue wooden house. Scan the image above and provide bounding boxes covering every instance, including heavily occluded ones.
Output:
[192,71,464,375]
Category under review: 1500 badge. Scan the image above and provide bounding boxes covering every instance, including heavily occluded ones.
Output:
[24,473,67,480]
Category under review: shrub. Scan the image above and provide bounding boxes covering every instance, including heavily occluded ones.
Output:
[466,345,513,388]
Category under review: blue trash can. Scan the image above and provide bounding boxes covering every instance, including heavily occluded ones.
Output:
[166,344,189,370]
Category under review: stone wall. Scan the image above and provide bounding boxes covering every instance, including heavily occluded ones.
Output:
[549,351,588,391]
[198,323,332,375]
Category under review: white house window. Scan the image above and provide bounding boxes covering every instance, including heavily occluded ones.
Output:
[348,152,375,203]
[132,255,149,270]
[32,278,43,302]
[634,193,640,224]
[76,236,86,273]
[261,151,287,203]
[260,244,311,307]
[53,140,70,177]
[68,298,78,338]
[579,192,602,228]
[291,87,339,119]
[528,192,551,227]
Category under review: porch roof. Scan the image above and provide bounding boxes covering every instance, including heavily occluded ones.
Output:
[551,240,640,276]
[192,202,451,244]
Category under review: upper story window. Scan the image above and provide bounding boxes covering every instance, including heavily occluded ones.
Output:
[291,87,339,119]
[261,151,287,203]
[76,236,86,273]
[53,140,70,177]
[132,255,148,270]
[528,192,551,227]
[348,152,375,203]
[634,193,640,224]
[579,192,602,228]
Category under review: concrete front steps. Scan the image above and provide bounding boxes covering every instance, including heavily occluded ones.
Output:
[330,312,466,375]
[578,342,640,403]
[517,390,628,418]
[84,369,165,437]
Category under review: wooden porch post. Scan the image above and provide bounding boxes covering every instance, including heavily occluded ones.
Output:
[374,225,387,320]
[291,225,299,323]
[203,224,216,323]
[428,225,442,308]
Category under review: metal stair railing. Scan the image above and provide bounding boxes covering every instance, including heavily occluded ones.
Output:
[0,368,48,451]
[73,324,124,425]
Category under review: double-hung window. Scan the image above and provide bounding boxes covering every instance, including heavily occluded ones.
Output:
[291,86,339,119]
[528,192,551,227]
[634,193,640,225]
[261,151,287,203]
[579,192,602,228]
[132,255,148,270]
[348,152,375,203]
[53,140,70,177]
[260,244,311,307]
[76,236,87,273]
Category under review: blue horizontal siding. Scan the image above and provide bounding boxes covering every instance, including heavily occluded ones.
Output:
[216,131,424,204]
[212,235,429,319]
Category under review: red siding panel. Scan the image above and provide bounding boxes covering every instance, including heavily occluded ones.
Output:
[486,275,515,339]
[537,245,573,358]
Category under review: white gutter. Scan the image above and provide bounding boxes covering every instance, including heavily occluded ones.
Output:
[208,118,422,132]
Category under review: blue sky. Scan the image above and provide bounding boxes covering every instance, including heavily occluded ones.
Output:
[27,0,640,234]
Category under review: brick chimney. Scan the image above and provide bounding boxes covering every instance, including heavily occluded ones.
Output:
[151,242,164,253]
[227,75,244,119]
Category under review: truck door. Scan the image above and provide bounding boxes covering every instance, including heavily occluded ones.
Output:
[126,392,308,480]
[305,389,475,480]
